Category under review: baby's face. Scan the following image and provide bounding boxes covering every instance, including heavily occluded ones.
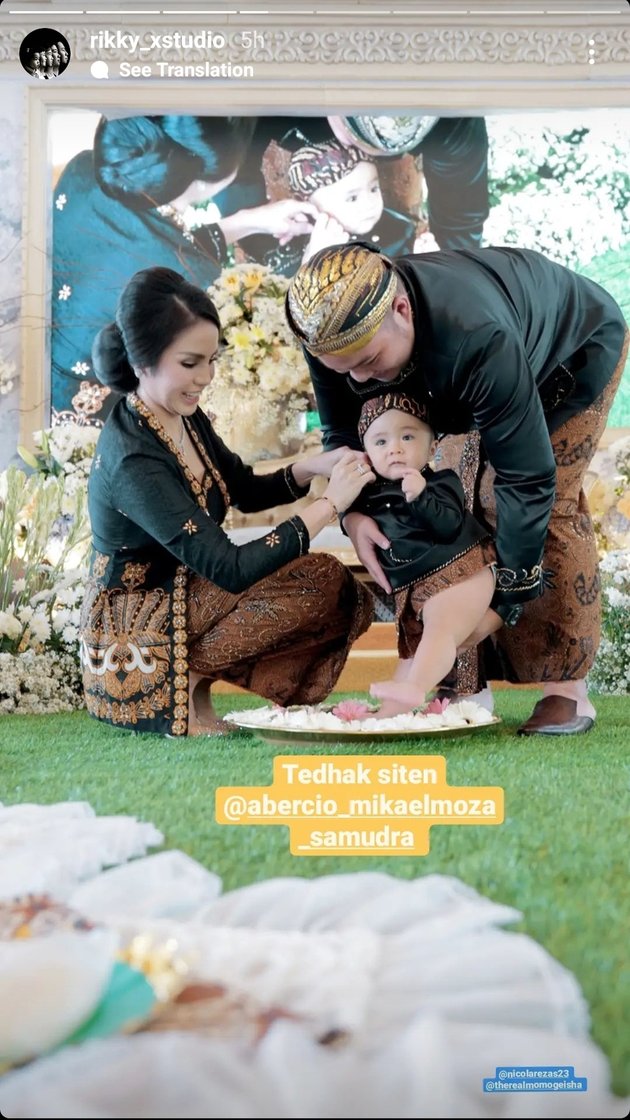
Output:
[363,409,435,480]
[310,161,383,234]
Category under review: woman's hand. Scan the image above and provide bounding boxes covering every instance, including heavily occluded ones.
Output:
[342,511,392,594]
[303,212,349,262]
[293,445,369,486]
[221,199,319,246]
[323,452,375,519]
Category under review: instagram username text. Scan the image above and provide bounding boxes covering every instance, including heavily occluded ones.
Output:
[90,29,263,78]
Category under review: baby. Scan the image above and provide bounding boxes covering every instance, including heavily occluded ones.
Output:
[354,392,497,718]
[287,141,436,265]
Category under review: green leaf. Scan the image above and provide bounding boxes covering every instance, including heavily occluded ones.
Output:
[17,446,41,471]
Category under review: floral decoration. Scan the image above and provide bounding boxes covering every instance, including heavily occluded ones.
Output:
[0,465,90,713]
[201,264,314,463]
[424,696,451,715]
[330,699,374,721]
[586,433,630,555]
[19,422,100,518]
[0,351,16,397]
[588,549,630,695]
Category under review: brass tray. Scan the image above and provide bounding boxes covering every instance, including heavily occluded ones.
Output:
[224,714,502,747]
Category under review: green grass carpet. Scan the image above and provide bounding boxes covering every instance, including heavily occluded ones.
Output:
[1,689,629,1095]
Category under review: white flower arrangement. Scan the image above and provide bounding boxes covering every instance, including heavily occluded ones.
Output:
[0,650,83,714]
[0,467,90,713]
[587,434,630,555]
[485,115,630,268]
[19,422,99,519]
[0,352,16,397]
[589,549,630,695]
[201,264,314,462]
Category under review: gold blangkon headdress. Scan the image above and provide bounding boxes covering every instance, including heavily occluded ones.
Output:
[286,244,397,357]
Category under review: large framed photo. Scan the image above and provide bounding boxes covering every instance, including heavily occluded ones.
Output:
[4,2,629,449]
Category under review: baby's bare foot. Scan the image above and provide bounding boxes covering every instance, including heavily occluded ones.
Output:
[369,680,426,717]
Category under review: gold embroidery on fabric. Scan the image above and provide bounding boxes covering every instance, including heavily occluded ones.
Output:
[80,569,190,736]
[121,561,150,590]
[171,565,189,735]
[71,382,110,419]
[85,687,172,726]
[183,519,198,536]
[80,587,171,703]
[127,393,230,515]
[265,531,281,548]
[92,552,110,580]
[288,245,396,356]
[494,562,543,594]
[187,425,231,511]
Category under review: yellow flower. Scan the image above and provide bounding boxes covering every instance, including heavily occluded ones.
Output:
[223,274,241,292]
[617,491,630,520]
[242,268,265,292]
[230,328,254,351]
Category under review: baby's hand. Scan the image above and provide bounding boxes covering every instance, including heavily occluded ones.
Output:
[399,468,426,502]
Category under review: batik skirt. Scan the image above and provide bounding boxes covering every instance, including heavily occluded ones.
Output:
[186,552,373,709]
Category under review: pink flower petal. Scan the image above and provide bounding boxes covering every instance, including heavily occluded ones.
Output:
[424,697,450,715]
[330,699,372,722]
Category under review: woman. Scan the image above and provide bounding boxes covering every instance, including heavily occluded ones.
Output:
[52,114,316,423]
[80,266,374,737]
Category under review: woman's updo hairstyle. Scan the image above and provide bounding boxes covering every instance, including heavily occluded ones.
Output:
[92,267,221,393]
[94,115,256,212]
[91,320,138,393]
[160,115,256,183]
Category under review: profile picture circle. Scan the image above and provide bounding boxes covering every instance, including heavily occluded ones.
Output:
[20,29,71,80]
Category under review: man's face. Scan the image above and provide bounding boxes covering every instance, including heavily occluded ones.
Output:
[315,299,414,383]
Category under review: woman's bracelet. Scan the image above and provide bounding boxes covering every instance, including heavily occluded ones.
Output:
[316,495,339,524]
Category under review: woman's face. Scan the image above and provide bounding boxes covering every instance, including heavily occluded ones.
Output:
[137,318,220,421]
[310,162,384,235]
[168,168,238,212]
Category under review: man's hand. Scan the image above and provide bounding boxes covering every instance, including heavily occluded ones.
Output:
[343,511,392,594]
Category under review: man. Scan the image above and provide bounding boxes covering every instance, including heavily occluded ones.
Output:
[285,242,628,735]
